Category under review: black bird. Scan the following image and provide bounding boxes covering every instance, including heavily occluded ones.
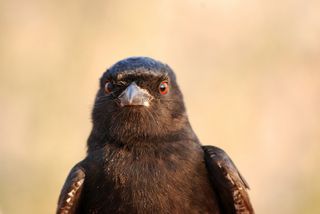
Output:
[57,57,254,214]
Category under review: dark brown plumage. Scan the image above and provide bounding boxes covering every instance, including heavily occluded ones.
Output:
[57,57,254,214]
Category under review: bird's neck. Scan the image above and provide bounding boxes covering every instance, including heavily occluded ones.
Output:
[86,121,197,153]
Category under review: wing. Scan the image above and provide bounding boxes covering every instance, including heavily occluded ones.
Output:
[203,146,254,214]
[56,164,85,214]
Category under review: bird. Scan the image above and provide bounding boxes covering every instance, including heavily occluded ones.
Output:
[56,57,254,214]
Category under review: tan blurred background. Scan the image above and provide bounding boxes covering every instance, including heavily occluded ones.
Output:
[1,0,320,213]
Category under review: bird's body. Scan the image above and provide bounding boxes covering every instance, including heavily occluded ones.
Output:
[57,57,254,214]
[76,140,219,213]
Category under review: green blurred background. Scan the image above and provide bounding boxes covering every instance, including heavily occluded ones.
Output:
[1,0,320,213]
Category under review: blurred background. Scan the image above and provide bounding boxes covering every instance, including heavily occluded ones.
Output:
[1,0,320,213]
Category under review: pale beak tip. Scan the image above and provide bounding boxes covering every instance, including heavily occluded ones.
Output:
[143,101,150,107]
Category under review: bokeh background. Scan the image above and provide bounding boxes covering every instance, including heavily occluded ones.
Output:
[1,0,320,213]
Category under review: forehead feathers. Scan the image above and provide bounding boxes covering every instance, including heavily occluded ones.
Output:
[102,57,175,83]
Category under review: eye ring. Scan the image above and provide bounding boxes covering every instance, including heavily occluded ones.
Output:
[104,81,113,94]
[159,81,169,95]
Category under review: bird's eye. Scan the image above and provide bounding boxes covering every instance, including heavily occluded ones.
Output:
[159,81,169,95]
[104,81,113,94]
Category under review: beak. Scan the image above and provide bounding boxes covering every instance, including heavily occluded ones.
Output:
[118,82,153,107]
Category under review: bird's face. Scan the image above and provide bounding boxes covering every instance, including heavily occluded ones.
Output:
[91,57,188,144]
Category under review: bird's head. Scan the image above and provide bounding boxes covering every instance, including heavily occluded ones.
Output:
[90,57,191,145]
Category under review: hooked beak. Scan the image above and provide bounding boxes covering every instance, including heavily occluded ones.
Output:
[118,82,153,107]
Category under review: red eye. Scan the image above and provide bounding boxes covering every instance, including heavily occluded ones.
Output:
[159,81,169,95]
[104,81,113,94]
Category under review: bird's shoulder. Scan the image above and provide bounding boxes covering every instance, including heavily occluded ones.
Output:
[202,145,254,214]
[56,163,86,214]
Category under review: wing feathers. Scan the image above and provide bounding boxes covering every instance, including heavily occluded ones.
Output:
[203,146,254,214]
[56,164,85,214]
